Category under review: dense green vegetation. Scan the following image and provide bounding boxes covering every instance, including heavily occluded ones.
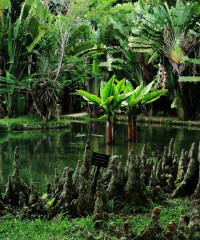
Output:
[0,0,200,122]
[0,199,194,240]
[0,0,200,239]
[0,115,70,132]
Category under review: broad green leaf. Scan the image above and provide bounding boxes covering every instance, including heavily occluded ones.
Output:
[77,90,101,105]
[27,26,45,52]
[13,0,26,40]
[101,75,115,101]
[100,81,106,98]
[111,83,120,110]
[145,96,160,104]
[119,92,135,102]
[101,96,114,112]
[137,81,154,98]
[142,90,167,102]
[126,81,134,91]
[92,59,99,75]
[124,86,133,94]
[102,96,114,105]
[129,97,143,107]
[130,84,143,100]
[171,99,177,109]
[7,16,12,58]
[0,0,11,9]
[111,83,119,102]
[116,79,125,93]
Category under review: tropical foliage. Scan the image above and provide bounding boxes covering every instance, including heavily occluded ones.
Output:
[78,76,132,120]
[123,81,167,140]
[128,0,200,119]
[77,75,133,143]
[77,76,167,143]
[0,0,199,121]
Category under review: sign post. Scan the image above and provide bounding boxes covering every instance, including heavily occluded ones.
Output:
[91,152,110,194]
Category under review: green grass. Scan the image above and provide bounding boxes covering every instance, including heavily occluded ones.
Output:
[0,115,71,132]
[107,198,193,234]
[66,115,105,122]
[0,198,194,240]
[0,215,95,240]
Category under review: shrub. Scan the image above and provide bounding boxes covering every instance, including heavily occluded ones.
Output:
[0,122,8,132]
[10,122,24,131]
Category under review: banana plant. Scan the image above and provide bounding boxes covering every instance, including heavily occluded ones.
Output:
[123,81,167,141]
[77,75,132,144]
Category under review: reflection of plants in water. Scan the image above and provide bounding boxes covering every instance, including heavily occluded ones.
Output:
[34,136,47,154]
[24,168,33,185]
[0,122,200,192]
[0,134,9,144]
[173,129,184,152]
[0,129,71,145]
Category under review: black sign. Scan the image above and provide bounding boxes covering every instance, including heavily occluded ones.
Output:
[91,152,110,168]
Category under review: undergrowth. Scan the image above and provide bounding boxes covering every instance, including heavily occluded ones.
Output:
[0,115,70,132]
[0,198,194,240]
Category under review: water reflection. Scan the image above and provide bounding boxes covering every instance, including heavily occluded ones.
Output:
[0,121,199,191]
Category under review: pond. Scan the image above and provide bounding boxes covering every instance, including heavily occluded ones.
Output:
[0,121,199,192]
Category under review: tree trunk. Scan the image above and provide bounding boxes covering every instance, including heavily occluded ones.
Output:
[128,115,137,142]
[179,82,190,120]
[106,118,114,145]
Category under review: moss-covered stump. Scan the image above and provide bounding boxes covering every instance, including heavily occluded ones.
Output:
[173,143,199,197]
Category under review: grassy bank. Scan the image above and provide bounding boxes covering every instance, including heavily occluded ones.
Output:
[0,115,71,132]
[137,116,200,127]
[0,199,193,240]
[1,114,200,133]
[64,113,200,128]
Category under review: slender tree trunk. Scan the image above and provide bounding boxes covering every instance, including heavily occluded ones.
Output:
[7,93,12,117]
[106,144,113,156]
[106,118,114,145]
[24,92,32,115]
[179,82,190,120]
[128,115,137,142]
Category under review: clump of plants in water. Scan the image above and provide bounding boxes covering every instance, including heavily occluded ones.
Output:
[0,140,200,239]
[77,75,167,144]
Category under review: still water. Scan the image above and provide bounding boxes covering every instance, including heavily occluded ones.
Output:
[0,121,199,191]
